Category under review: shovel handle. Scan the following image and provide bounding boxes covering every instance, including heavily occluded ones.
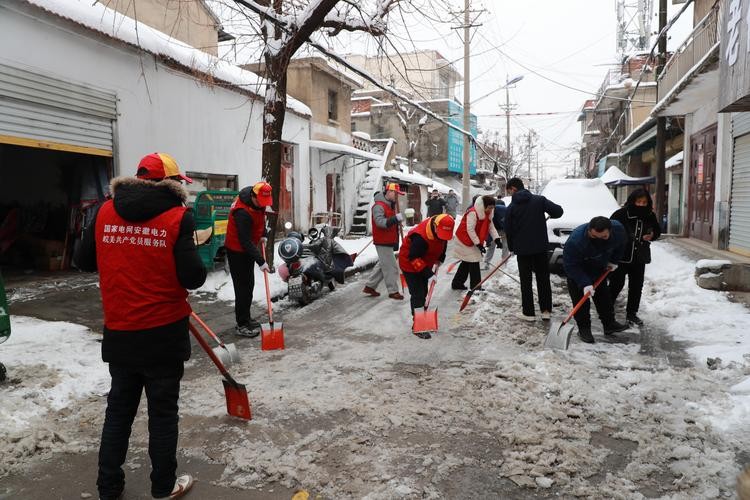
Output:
[190,311,226,348]
[261,242,274,325]
[188,321,232,381]
[424,279,437,310]
[356,238,373,259]
[562,269,611,325]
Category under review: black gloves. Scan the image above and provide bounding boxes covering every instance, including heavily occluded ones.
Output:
[494,238,502,248]
[476,244,486,255]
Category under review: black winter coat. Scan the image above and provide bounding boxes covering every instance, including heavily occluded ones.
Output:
[73,177,207,367]
[425,197,446,217]
[610,206,661,264]
[504,190,564,256]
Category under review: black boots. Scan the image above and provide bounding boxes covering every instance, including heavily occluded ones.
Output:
[578,326,595,343]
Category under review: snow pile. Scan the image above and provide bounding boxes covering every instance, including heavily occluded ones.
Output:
[26,0,311,117]
[0,316,108,475]
[695,259,732,269]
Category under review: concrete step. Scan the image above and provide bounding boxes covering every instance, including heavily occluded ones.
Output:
[350,224,367,235]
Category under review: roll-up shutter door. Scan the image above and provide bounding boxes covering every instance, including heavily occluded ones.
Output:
[734,113,750,138]
[729,133,750,255]
[0,62,116,156]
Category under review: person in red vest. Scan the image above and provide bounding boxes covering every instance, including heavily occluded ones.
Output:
[399,214,455,339]
[363,182,406,300]
[74,152,206,500]
[451,195,501,290]
[224,181,274,337]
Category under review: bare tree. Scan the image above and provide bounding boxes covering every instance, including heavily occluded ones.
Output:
[224,0,399,263]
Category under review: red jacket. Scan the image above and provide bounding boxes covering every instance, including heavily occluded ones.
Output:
[455,207,490,246]
[399,218,446,273]
[371,200,399,246]
[224,197,266,252]
[95,200,190,330]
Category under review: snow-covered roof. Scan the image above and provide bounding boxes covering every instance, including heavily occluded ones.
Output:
[310,140,383,161]
[352,131,371,141]
[25,0,312,117]
[382,167,454,195]
[666,151,684,169]
[600,165,655,186]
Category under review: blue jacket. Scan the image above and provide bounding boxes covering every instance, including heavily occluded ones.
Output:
[504,189,563,256]
[563,220,626,288]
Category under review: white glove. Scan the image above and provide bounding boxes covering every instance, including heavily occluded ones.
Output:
[428,274,438,286]
[432,263,441,275]
[607,263,618,271]
[395,213,404,222]
[583,285,595,297]
[259,262,271,273]
[260,237,268,245]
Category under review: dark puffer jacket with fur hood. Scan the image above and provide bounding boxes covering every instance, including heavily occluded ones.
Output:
[74,177,207,366]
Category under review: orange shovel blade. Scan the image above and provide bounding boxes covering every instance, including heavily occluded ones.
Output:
[261,322,285,350]
[413,308,438,334]
[222,379,252,420]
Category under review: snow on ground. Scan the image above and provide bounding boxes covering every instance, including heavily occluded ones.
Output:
[196,235,380,303]
[2,240,749,498]
[0,316,108,475]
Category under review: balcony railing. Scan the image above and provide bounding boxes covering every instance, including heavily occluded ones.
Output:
[657,2,721,103]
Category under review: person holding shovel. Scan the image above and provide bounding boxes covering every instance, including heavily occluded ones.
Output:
[74,152,206,500]
[562,216,630,344]
[503,177,563,322]
[362,182,406,300]
[224,182,274,337]
[399,214,455,339]
[451,195,501,290]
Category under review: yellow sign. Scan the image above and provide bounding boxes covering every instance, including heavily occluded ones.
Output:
[214,219,228,236]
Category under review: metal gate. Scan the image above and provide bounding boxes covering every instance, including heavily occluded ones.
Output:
[729,133,750,256]
[0,62,117,156]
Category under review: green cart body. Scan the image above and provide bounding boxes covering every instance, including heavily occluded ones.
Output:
[193,190,239,270]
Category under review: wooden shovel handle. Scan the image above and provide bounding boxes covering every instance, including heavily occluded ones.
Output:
[562,269,611,325]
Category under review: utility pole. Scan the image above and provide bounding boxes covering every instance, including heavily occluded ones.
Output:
[461,0,471,210]
[527,131,533,191]
[535,151,540,193]
[654,0,667,222]
[499,77,517,180]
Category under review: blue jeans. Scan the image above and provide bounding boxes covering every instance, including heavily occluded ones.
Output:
[97,362,183,499]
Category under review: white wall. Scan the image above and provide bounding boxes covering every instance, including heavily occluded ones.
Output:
[0,3,311,225]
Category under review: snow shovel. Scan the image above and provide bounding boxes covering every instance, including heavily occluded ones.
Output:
[459,253,513,312]
[188,321,251,420]
[544,270,610,350]
[190,312,239,368]
[350,238,373,262]
[260,243,284,351]
[413,278,439,334]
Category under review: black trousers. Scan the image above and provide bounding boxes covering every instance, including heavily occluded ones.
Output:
[404,271,429,314]
[452,261,481,289]
[566,277,615,329]
[97,362,184,499]
[608,261,646,315]
[516,253,552,316]
[227,249,256,327]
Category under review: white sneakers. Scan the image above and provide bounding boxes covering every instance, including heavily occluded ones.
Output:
[518,313,536,322]
[541,311,551,321]
[168,474,194,499]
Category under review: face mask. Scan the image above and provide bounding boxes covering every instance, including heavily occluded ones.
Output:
[631,206,650,217]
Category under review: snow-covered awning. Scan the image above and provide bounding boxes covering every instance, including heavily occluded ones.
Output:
[666,151,684,169]
[310,140,383,162]
[382,168,455,197]
[600,165,655,186]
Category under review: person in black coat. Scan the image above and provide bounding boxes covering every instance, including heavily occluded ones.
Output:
[425,189,446,217]
[608,188,661,326]
[503,178,563,321]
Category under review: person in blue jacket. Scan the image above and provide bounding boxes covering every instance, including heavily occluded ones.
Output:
[562,216,630,343]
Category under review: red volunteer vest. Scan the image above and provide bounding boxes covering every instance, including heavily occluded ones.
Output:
[455,207,490,246]
[95,200,190,330]
[224,198,266,252]
[399,219,446,273]
[371,200,399,245]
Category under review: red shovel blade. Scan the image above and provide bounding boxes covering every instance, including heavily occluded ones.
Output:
[400,273,406,290]
[261,322,285,351]
[222,379,251,420]
[413,307,438,334]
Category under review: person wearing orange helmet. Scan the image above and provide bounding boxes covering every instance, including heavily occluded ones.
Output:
[363,182,406,300]
[224,181,274,337]
[398,214,455,339]
[74,152,206,500]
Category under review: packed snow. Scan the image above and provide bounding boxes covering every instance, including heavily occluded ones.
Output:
[2,240,749,497]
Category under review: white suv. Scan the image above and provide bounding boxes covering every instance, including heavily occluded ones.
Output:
[541,178,621,269]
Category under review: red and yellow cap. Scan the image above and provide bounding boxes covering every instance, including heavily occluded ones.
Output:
[433,214,455,240]
[252,181,273,207]
[385,182,405,195]
[136,153,192,183]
